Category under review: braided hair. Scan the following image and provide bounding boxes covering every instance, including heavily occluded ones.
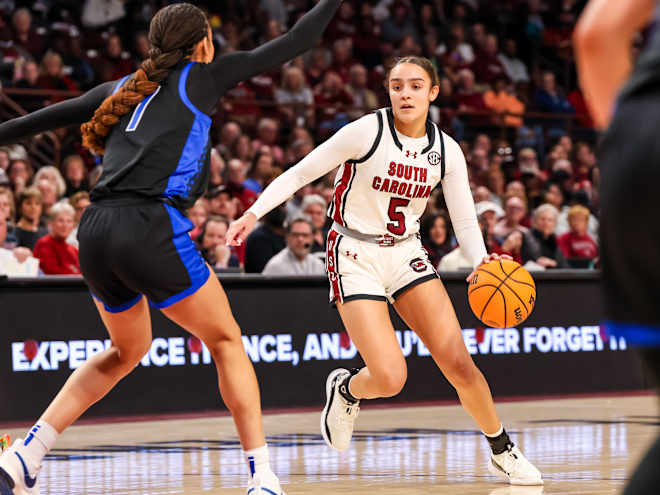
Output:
[81,3,209,154]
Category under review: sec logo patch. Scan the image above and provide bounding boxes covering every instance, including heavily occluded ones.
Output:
[428,151,441,166]
[409,258,428,273]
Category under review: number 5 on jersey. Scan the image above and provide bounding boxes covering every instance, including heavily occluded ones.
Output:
[387,198,410,235]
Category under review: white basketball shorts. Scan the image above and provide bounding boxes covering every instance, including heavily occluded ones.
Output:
[326,228,439,304]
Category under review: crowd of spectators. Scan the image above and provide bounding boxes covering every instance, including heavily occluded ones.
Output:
[0,0,606,277]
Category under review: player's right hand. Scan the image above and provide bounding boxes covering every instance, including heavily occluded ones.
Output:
[226,211,257,247]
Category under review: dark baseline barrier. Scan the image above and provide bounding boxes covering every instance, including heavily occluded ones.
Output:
[0,272,650,423]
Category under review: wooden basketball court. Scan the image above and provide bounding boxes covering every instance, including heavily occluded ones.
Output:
[3,395,657,494]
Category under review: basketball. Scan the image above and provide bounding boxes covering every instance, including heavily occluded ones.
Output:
[468,259,536,328]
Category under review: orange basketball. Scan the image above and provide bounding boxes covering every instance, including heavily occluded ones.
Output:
[468,259,536,328]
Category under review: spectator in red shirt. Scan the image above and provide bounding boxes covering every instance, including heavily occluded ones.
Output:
[251,118,285,165]
[456,68,489,126]
[33,201,80,275]
[225,159,258,213]
[471,34,508,86]
[558,205,598,267]
[12,8,45,59]
[326,1,357,42]
[95,34,135,82]
[314,71,354,138]
[187,198,208,241]
[37,51,78,98]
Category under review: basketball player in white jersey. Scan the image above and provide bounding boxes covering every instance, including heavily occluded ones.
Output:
[227,56,542,485]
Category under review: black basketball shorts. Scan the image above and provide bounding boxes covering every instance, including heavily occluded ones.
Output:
[598,88,660,346]
[77,197,210,313]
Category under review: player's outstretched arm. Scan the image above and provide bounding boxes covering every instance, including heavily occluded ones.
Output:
[0,81,115,146]
[574,0,654,129]
[209,0,342,91]
[226,114,375,246]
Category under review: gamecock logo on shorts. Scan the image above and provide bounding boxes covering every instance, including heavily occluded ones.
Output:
[409,258,428,273]
[428,151,441,166]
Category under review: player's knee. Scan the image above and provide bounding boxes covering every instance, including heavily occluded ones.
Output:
[375,363,407,397]
[206,332,242,362]
[115,340,150,371]
[442,354,478,388]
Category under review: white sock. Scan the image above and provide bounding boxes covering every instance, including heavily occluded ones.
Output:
[483,424,504,438]
[15,421,59,472]
[244,444,271,478]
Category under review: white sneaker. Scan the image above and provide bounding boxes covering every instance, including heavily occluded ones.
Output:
[320,368,360,451]
[488,446,543,486]
[0,439,41,495]
[246,469,285,495]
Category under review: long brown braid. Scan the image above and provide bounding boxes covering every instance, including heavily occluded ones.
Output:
[81,3,209,155]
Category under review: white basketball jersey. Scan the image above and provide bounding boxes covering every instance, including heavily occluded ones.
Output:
[328,108,446,238]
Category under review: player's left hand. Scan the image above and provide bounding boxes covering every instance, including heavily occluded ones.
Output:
[466,253,513,283]
[226,212,258,247]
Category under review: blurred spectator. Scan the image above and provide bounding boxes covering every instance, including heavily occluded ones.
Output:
[33,201,80,275]
[133,32,150,65]
[0,215,38,276]
[209,148,225,189]
[37,51,78,95]
[245,150,275,194]
[34,166,66,201]
[262,216,325,275]
[188,198,208,240]
[62,154,89,196]
[275,66,315,128]
[11,8,44,58]
[222,81,260,129]
[471,34,508,86]
[476,202,504,254]
[225,159,258,213]
[197,215,239,270]
[498,38,530,84]
[14,187,47,250]
[7,158,33,195]
[12,60,45,112]
[330,38,356,82]
[456,69,489,125]
[534,71,574,130]
[557,205,598,268]
[0,187,15,223]
[305,47,331,88]
[326,1,356,42]
[381,1,419,45]
[473,187,501,207]
[95,33,135,81]
[568,87,594,128]
[260,0,288,28]
[0,148,9,172]
[471,23,487,53]
[346,63,378,119]
[207,185,239,221]
[81,0,126,28]
[556,190,599,242]
[353,9,382,69]
[494,195,529,240]
[421,213,455,268]
[232,135,254,164]
[301,194,328,254]
[483,77,525,127]
[245,207,286,273]
[216,122,242,161]
[526,204,568,269]
[252,118,284,165]
[35,179,57,219]
[66,191,90,249]
[314,71,354,138]
[495,230,525,265]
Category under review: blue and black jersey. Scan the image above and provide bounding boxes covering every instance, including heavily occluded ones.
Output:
[93,61,215,211]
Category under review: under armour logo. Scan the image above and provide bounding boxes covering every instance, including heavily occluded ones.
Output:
[345,250,358,260]
[405,150,417,159]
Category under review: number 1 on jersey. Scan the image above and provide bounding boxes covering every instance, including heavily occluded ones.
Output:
[387,198,410,235]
